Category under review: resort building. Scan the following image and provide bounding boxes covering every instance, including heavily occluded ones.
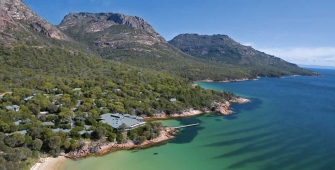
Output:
[6,105,20,111]
[100,113,146,131]
[23,96,34,102]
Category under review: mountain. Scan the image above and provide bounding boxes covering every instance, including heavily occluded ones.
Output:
[169,34,318,77]
[58,12,166,46]
[0,0,67,44]
[58,13,317,80]
[0,1,321,169]
[57,12,251,80]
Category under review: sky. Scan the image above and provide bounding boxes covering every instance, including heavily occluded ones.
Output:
[23,0,335,67]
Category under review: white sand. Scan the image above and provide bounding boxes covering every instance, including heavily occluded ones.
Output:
[30,156,68,170]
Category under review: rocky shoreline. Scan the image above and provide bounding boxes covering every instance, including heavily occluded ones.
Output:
[148,97,250,118]
[30,97,249,170]
[30,128,178,170]
[198,78,259,83]
[67,128,178,158]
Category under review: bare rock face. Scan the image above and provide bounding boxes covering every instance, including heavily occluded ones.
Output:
[58,12,166,48]
[0,0,67,43]
[212,100,234,115]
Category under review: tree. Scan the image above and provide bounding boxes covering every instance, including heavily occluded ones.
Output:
[0,132,5,141]
[29,127,42,139]
[59,107,74,123]
[47,104,59,113]
[107,133,116,142]
[24,136,33,146]
[4,133,25,147]
[42,128,53,140]
[138,136,146,144]
[70,127,82,139]
[116,133,123,144]
[63,139,71,150]
[92,127,106,140]
[119,123,127,132]
[60,94,73,107]
[48,136,61,155]
[32,139,43,151]
[0,122,10,133]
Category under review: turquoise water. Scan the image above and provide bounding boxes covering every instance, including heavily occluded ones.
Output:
[64,68,335,170]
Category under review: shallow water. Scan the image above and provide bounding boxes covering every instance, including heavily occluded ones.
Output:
[63,68,335,170]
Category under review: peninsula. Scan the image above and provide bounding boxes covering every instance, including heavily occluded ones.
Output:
[0,0,314,170]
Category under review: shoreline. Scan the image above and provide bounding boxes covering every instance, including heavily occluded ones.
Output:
[30,156,68,170]
[95,127,177,156]
[30,97,250,170]
[30,128,177,170]
[147,97,251,120]
[197,78,259,83]
[196,73,322,83]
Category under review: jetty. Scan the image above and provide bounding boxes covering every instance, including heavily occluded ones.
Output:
[172,123,200,129]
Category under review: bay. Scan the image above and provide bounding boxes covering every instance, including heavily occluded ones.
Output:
[63,68,335,170]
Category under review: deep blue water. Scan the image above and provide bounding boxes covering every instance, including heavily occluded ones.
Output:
[196,68,335,170]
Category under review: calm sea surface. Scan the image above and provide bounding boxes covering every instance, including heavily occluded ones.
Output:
[63,68,335,170]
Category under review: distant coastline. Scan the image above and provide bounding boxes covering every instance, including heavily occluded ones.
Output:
[299,65,335,70]
[197,78,259,83]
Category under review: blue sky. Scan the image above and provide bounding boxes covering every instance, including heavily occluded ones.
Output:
[23,0,335,66]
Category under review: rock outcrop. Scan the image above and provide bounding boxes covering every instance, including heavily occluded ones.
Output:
[0,0,67,44]
[58,12,165,48]
[212,100,234,115]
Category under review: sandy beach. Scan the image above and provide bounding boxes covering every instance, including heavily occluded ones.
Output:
[29,97,249,170]
[30,156,68,170]
[30,128,177,170]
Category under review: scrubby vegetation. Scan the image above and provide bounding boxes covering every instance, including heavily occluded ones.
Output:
[0,44,236,169]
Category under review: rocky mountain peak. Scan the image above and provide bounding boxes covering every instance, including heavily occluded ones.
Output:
[59,12,165,43]
[169,33,298,67]
[0,0,67,43]
[171,34,240,46]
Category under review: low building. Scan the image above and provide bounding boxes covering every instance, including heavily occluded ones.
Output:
[55,94,63,97]
[42,122,55,126]
[5,130,27,136]
[52,128,71,133]
[14,120,22,125]
[40,111,49,115]
[23,96,34,102]
[170,98,177,102]
[113,88,121,92]
[100,113,146,131]
[6,105,20,111]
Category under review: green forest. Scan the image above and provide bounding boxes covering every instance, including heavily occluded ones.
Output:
[0,44,236,170]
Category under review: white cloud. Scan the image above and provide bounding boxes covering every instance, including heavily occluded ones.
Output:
[258,47,335,67]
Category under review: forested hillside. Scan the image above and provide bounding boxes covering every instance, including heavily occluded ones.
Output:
[169,34,318,77]
[58,12,317,81]
[0,44,238,169]
[0,0,320,169]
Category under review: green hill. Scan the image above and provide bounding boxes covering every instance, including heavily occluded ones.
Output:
[169,34,318,77]
[0,1,238,169]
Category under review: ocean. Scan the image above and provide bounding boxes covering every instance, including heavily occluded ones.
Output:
[62,68,335,170]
